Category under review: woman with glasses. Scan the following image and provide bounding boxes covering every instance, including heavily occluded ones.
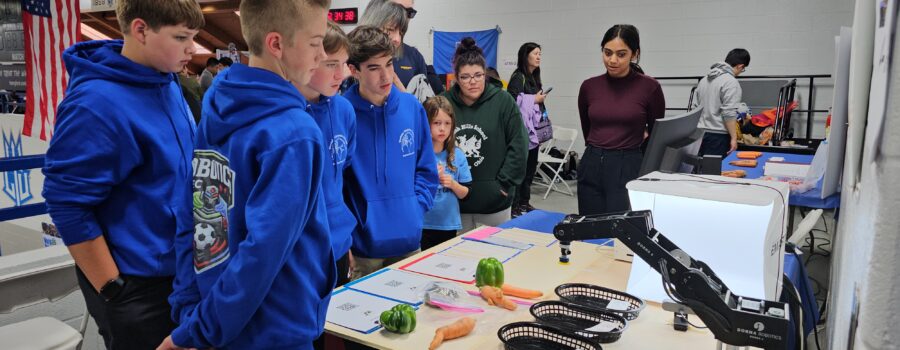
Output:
[441,37,528,232]
[577,24,666,216]
[360,0,436,93]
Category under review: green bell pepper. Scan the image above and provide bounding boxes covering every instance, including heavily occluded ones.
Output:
[379,304,416,333]
[475,257,504,288]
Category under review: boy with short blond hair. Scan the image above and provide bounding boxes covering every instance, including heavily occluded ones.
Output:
[161,0,337,349]
[42,1,203,349]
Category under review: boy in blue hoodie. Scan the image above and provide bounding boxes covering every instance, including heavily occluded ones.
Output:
[42,1,203,349]
[343,26,439,279]
[160,1,337,349]
[294,21,356,288]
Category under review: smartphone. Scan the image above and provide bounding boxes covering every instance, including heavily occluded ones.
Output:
[542,87,553,95]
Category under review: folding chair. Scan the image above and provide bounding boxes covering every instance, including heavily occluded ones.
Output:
[0,246,86,350]
[535,126,578,199]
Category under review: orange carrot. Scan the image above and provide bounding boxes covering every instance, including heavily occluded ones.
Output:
[501,284,543,299]
[479,286,517,310]
[429,317,476,350]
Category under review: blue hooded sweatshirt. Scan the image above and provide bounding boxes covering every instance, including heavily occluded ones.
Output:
[43,40,195,277]
[169,64,337,349]
[305,95,357,259]
[342,85,439,258]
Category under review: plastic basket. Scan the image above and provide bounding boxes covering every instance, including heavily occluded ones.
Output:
[497,321,602,350]
[529,300,628,343]
[555,283,645,320]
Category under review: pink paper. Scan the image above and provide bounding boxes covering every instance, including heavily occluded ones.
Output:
[463,226,502,240]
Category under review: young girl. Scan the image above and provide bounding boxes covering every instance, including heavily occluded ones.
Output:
[421,96,472,251]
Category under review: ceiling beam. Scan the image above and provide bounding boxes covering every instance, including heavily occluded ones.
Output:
[198,22,244,51]
[200,0,241,14]
[84,12,122,37]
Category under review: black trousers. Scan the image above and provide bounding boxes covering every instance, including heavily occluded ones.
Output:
[420,228,458,251]
[515,147,540,206]
[76,268,176,350]
[699,132,731,157]
[576,146,642,216]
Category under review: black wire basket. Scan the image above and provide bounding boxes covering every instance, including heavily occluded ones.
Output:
[555,283,645,320]
[529,300,628,344]
[497,322,602,350]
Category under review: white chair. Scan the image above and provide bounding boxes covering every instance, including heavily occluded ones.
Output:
[534,126,578,199]
[0,246,86,350]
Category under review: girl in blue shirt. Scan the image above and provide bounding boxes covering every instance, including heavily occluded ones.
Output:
[421,96,472,250]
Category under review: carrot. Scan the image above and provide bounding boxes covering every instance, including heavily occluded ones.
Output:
[429,317,476,350]
[729,159,758,167]
[479,286,517,310]
[501,284,543,299]
[737,151,762,159]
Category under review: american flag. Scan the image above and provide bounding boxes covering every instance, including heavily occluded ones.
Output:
[22,0,80,141]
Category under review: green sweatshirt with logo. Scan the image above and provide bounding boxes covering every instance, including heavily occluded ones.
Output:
[441,82,528,214]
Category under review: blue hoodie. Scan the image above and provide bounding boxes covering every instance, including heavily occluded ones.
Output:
[169,64,337,349]
[342,85,439,258]
[306,95,357,259]
[43,40,195,277]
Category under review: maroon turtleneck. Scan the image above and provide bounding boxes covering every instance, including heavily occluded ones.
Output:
[577,70,666,150]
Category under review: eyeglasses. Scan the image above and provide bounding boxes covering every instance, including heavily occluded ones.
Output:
[405,7,417,19]
[458,73,485,83]
[740,66,749,73]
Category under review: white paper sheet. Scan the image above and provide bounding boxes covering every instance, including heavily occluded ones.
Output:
[326,289,408,333]
[346,269,436,305]
[439,240,522,262]
[493,228,558,247]
[401,253,479,283]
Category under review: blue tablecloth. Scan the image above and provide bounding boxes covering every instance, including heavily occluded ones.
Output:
[500,209,818,343]
[722,152,840,209]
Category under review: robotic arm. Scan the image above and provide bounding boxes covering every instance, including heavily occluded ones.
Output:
[553,210,790,350]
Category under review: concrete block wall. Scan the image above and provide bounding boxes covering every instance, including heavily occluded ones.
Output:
[332,0,853,144]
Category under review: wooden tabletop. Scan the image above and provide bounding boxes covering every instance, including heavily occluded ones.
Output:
[324,228,717,349]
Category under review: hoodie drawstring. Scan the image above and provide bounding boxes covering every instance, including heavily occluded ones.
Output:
[158,85,191,179]
[371,104,380,184]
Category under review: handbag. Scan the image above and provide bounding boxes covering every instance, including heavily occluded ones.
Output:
[514,71,554,143]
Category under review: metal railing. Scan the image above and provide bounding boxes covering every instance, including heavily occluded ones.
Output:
[655,74,832,141]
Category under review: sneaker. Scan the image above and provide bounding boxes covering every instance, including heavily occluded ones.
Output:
[521,203,536,213]
[511,205,524,218]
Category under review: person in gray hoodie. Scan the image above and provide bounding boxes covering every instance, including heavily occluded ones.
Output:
[692,48,750,157]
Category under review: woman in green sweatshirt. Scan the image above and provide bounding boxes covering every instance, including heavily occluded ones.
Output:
[441,37,528,233]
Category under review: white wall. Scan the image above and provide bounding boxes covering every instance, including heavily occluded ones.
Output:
[334,0,854,144]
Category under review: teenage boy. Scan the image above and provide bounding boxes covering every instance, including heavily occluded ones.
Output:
[693,48,751,157]
[294,21,356,288]
[199,57,219,95]
[42,1,203,349]
[161,0,337,349]
[343,26,438,279]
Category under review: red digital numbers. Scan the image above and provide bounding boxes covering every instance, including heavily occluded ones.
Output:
[328,8,358,24]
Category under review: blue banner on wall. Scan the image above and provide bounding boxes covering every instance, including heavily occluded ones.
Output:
[432,28,499,74]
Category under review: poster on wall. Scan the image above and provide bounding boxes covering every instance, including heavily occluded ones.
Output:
[0,0,26,91]
[862,0,898,164]
[432,28,499,74]
[216,43,248,64]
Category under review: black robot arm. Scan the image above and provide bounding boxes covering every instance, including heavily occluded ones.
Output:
[553,210,791,350]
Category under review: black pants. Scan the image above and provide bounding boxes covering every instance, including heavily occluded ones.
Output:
[420,228,458,251]
[576,146,642,216]
[515,147,540,206]
[76,268,176,350]
[313,251,353,350]
[699,132,731,157]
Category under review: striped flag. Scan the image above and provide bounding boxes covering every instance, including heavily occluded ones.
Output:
[22,0,80,141]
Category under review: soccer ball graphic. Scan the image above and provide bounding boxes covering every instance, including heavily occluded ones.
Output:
[194,223,216,251]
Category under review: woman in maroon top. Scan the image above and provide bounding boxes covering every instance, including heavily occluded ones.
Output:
[577,24,665,215]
